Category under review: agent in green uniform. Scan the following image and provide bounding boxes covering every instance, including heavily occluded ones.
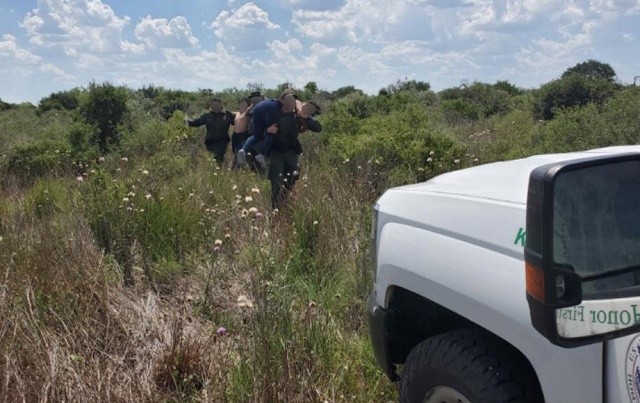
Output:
[187,98,234,165]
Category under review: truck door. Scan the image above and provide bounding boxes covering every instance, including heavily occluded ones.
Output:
[606,333,640,403]
[525,154,640,401]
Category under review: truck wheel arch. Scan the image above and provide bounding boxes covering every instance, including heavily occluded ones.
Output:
[385,286,543,398]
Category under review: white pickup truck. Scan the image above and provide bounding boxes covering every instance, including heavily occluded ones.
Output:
[368,146,640,402]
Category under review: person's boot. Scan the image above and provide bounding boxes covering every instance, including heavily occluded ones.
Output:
[255,154,267,170]
[236,149,247,167]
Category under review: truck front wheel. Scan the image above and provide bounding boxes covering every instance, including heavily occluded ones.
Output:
[399,329,543,403]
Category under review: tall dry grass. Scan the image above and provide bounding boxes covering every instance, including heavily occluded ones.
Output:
[0,138,395,402]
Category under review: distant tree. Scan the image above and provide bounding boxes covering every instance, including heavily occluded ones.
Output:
[38,90,79,113]
[534,73,620,120]
[493,80,523,95]
[562,59,616,82]
[246,82,264,94]
[331,86,363,99]
[304,81,318,95]
[80,82,129,153]
[139,84,161,99]
[0,98,14,111]
[382,79,431,94]
[437,81,515,120]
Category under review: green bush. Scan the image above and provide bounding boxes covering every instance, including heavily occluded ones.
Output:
[533,73,620,120]
[562,59,616,81]
[535,86,640,153]
[325,104,467,185]
[6,140,73,182]
[476,109,538,162]
[38,89,80,114]
[596,86,640,145]
[438,81,516,122]
[24,179,75,219]
[536,104,602,153]
[121,110,190,159]
[80,82,129,152]
[80,166,209,285]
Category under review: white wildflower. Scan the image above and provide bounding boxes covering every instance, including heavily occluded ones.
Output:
[237,295,254,309]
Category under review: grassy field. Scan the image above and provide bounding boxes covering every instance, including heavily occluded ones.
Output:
[1,77,639,402]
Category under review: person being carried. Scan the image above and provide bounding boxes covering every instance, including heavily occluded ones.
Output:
[231,98,251,169]
[236,89,297,170]
[232,92,265,169]
[258,89,322,209]
[186,98,234,165]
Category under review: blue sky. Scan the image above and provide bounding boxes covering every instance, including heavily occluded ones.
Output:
[1,0,639,104]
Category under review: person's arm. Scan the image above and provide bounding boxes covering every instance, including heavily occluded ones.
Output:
[226,111,235,125]
[304,117,322,133]
[188,113,206,127]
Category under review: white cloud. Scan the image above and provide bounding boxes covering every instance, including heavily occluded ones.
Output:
[292,0,435,44]
[516,20,595,72]
[21,0,130,54]
[0,34,42,64]
[590,0,640,16]
[282,0,345,11]
[39,62,75,81]
[121,40,146,55]
[1,0,639,103]
[212,2,281,51]
[135,16,198,49]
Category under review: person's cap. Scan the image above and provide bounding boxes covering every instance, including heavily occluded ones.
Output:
[249,92,265,105]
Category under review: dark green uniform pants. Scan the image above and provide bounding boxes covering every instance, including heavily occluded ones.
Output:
[268,150,299,209]
[206,139,229,165]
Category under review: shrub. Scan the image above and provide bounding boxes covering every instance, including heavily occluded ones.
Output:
[561,59,616,81]
[80,82,129,152]
[474,109,538,162]
[325,104,467,185]
[535,86,640,153]
[24,179,75,219]
[121,110,190,159]
[438,81,515,122]
[533,73,620,120]
[37,89,80,114]
[6,140,73,183]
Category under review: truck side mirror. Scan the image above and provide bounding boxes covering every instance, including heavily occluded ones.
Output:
[525,153,640,347]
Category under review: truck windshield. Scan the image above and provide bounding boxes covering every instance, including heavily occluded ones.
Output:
[553,160,640,295]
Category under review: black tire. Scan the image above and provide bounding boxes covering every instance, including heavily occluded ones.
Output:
[400,329,544,403]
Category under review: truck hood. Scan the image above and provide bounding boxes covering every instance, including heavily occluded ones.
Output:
[394,146,640,204]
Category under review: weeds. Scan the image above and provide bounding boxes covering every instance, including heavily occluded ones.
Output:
[4,79,636,402]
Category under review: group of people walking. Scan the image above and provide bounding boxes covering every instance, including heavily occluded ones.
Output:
[186,89,322,209]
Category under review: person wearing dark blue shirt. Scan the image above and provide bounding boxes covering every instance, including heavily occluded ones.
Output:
[236,89,298,169]
[263,90,323,208]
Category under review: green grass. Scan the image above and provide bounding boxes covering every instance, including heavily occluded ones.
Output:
[1,82,639,402]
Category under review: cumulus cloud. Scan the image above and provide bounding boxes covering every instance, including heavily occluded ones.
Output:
[21,0,130,54]
[39,62,75,81]
[2,0,639,103]
[135,16,198,49]
[212,2,281,51]
[0,33,75,83]
[516,21,595,71]
[292,0,434,44]
[0,34,42,64]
